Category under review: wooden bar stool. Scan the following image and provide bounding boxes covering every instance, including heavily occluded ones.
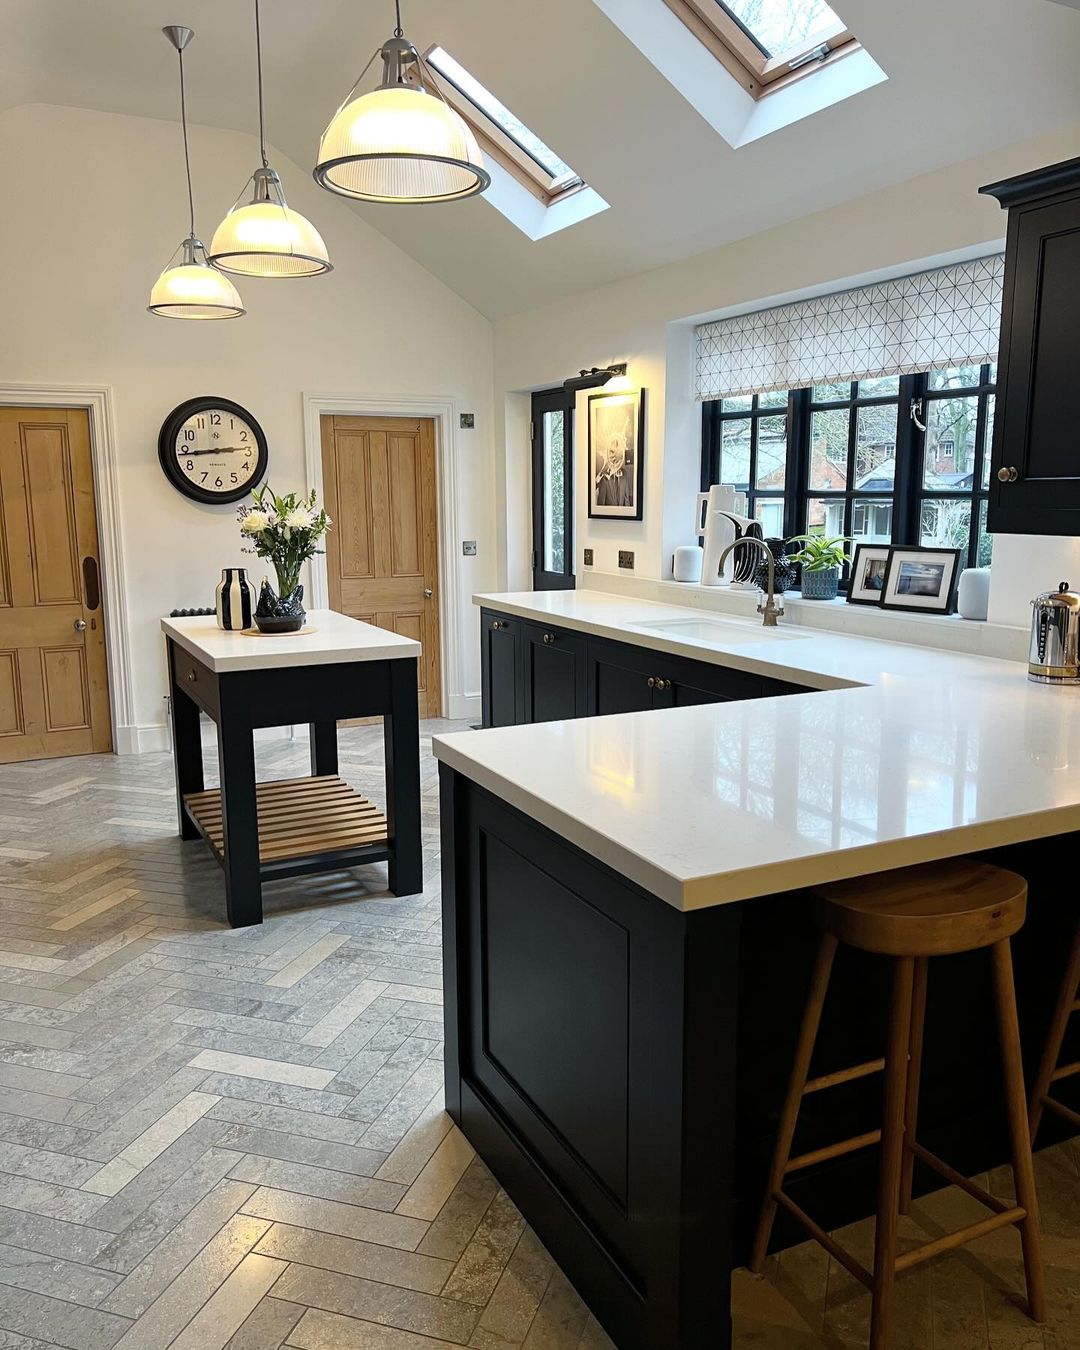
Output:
[749,858,1045,1350]
[1030,917,1080,1140]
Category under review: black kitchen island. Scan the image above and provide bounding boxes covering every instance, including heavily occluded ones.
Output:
[162,609,423,927]
[433,589,1080,1350]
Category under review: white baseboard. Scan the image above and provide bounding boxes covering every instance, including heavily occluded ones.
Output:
[447,693,481,722]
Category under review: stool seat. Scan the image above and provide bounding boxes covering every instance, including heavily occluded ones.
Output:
[814,858,1027,956]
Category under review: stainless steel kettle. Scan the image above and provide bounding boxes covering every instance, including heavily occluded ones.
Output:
[1029,581,1080,684]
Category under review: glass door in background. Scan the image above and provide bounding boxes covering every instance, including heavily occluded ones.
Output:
[531,387,576,590]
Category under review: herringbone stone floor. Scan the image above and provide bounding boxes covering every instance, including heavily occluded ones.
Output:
[0,721,1077,1350]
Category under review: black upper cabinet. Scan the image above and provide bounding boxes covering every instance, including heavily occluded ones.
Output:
[481,610,522,729]
[981,157,1080,535]
[521,623,586,724]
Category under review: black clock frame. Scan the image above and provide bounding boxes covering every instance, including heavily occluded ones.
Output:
[158,396,269,505]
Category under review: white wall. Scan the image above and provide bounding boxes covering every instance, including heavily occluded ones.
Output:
[0,104,496,746]
[492,125,1080,623]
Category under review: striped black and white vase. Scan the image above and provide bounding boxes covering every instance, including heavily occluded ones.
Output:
[215,568,254,631]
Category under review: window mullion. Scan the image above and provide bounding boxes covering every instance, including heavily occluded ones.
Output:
[893,373,925,546]
[786,388,810,539]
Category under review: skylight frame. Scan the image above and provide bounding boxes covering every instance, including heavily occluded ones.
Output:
[423,46,586,207]
[663,0,858,99]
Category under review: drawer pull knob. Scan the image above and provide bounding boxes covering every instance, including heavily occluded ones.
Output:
[647,676,657,688]
[543,632,556,644]
[657,678,672,692]
[492,620,505,631]
[997,465,1019,483]
[187,670,197,682]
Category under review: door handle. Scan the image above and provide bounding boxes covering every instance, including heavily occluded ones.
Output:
[73,618,87,633]
[997,465,1019,483]
[424,588,433,599]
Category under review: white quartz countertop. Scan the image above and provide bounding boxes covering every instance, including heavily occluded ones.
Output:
[162,610,421,673]
[432,589,1080,911]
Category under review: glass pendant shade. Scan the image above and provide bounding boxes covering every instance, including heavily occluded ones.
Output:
[209,168,331,277]
[315,38,489,204]
[148,237,246,320]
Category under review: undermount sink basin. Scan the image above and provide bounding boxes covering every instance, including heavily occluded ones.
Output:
[629,616,808,644]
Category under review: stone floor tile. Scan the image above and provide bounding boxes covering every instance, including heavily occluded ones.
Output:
[255,1221,453,1294]
[272,1262,481,1342]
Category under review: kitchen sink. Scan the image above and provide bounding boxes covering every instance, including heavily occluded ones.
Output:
[629,616,809,644]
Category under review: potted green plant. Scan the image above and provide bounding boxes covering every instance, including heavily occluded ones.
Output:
[786,534,851,601]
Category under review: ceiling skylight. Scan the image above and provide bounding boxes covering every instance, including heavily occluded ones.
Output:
[425,47,582,193]
[718,0,845,59]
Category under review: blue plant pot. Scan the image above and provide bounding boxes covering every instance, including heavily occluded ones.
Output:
[800,566,839,600]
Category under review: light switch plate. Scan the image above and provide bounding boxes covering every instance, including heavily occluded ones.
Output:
[583,548,594,566]
[618,550,635,570]
[462,540,477,556]
[459,412,475,429]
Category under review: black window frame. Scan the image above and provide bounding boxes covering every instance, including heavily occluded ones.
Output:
[701,363,997,580]
[531,387,576,591]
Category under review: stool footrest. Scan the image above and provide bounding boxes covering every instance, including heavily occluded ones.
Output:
[895,1208,1026,1273]
[1049,1059,1080,1083]
[774,1191,872,1289]
[804,1058,885,1094]
[910,1142,1011,1216]
[1042,1094,1080,1130]
[784,1129,881,1175]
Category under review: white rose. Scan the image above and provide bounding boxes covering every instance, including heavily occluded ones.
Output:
[241,510,271,535]
[284,508,313,530]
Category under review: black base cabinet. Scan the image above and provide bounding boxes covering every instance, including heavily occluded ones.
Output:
[483,612,810,729]
[480,608,806,728]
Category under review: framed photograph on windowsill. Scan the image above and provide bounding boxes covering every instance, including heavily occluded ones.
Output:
[880,546,962,615]
[588,388,645,521]
[847,544,892,606]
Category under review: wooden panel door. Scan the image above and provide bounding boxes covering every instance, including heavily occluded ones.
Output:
[321,415,441,716]
[0,408,112,762]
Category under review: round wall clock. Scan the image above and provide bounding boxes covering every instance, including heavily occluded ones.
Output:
[158,396,268,505]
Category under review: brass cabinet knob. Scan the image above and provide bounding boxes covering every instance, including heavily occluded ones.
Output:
[647,676,657,688]
[492,620,504,631]
[187,670,197,682]
[997,465,1019,483]
[543,632,556,644]
[657,678,672,692]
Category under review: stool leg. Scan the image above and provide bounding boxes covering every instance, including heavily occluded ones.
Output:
[1029,920,1080,1143]
[870,955,914,1350]
[991,938,1046,1324]
[900,956,929,1216]
[749,932,838,1274]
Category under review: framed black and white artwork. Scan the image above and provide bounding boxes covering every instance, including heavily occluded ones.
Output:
[847,544,892,606]
[588,388,645,521]
[880,546,962,614]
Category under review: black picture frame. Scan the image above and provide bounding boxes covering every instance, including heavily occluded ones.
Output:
[846,544,892,606]
[587,388,645,521]
[158,396,269,505]
[880,546,962,614]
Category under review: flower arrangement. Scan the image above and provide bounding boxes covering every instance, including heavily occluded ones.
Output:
[238,485,332,602]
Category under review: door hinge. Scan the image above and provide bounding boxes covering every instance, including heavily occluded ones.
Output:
[531,550,538,573]
[529,421,535,441]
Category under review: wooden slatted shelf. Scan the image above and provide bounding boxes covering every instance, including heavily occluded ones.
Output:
[184,775,388,866]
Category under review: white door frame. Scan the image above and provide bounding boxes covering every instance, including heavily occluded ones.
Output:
[0,383,136,753]
[302,393,460,719]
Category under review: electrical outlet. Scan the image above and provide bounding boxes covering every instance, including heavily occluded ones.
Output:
[459,412,475,429]
[618,550,635,570]
[583,548,594,566]
[462,540,477,557]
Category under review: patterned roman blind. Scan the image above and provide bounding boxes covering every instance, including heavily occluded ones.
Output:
[694,255,1004,401]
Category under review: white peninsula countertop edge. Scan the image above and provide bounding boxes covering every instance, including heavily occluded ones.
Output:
[432,590,1080,912]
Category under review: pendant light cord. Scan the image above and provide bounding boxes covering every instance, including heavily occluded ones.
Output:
[254,0,268,168]
[394,0,403,38]
[176,45,196,239]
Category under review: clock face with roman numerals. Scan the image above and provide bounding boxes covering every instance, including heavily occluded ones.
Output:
[157,397,269,505]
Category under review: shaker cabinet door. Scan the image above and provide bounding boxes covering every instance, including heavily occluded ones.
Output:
[481,611,522,728]
[521,624,586,724]
[988,194,1080,535]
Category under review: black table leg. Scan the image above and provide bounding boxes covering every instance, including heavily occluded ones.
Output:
[309,720,339,777]
[168,646,204,841]
[385,659,423,897]
[217,720,262,927]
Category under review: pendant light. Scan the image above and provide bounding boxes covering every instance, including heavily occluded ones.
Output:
[314,0,490,205]
[208,0,331,277]
[148,26,245,320]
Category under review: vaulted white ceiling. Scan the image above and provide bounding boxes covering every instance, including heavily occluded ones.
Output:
[3,0,1079,318]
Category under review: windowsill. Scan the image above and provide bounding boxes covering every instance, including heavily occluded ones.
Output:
[579,569,1028,663]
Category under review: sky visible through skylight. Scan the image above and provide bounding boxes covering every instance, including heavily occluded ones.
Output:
[426,47,581,189]
[720,0,844,57]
